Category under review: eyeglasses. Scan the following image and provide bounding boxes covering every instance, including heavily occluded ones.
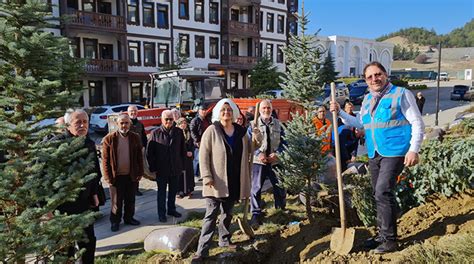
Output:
[318,111,326,113]
[164,118,173,122]
[365,72,384,81]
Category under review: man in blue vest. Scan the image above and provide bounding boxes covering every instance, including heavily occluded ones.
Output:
[330,61,424,253]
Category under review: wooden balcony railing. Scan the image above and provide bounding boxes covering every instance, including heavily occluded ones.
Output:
[222,55,257,69]
[68,10,126,32]
[85,59,127,74]
[223,20,259,37]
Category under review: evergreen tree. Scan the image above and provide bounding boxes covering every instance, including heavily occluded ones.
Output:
[319,50,339,85]
[249,56,283,95]
[161,40,190,71]
[0,1,98,261]
[277,10,328,222]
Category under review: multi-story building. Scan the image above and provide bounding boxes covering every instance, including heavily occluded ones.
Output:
[51,0,296,107]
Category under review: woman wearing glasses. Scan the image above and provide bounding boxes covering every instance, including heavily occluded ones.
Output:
[193,99,261,261]
[146,110,186,223]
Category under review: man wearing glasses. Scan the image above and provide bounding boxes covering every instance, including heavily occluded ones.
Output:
[147,110,186,222]
[330,61,424,253]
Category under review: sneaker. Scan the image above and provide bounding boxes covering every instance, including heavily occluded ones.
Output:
[191,254,204,263]
[373,240,398,254]
[364,236,383,249]
[167,211,182,217]
[219,242,239,250]
[159,216,167,223]
[124,218,140,225]
[111,223,120,232]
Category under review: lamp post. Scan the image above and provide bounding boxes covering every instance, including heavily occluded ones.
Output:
[435,42,442,126]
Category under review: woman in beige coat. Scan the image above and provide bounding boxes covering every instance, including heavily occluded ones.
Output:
[193,99,260,260]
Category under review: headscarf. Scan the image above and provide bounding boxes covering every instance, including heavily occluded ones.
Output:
[211,98,240,123]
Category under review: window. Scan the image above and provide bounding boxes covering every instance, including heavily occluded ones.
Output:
[195,0,204,22]
[259,42,263,57]
[99,44,113,59]
[230,73,238,90]
[277,45,284,63]
[89,81,103,107]
[157,4,169,28]
[209,2,218,24]
[266,13,274,32]
[266,43,273,61]
[83,38,98,59]
[144,42,156,67]
[209,37,219,59]
[178,34,189,57]
[69,38,80,58]
[259,11,263,31]
[195,35,205,58]
[127,0,139,25]
[130,82,143,103]
[158,44,170,66]
[179,0,189,20]
[277,15,284,34]
[128,41,141,66]
[278,0,285,3]
[82,0,95,12]
[289,21,297,35]
[231,41,239,56]
[231,8,239,21]
[143,2,154,27]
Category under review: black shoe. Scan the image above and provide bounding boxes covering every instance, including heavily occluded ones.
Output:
[373,240,398,254]
[111,223,120,232]
[249,215,262,229]
[191,254,204,263]
[167,211,182,217]
[364,236,382,249]
[124,218,140,225]
[136,190,143,196]
[159,216,167,223]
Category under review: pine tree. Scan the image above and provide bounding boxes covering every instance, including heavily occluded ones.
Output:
[249,56,283,95]
[0,1,98,261]
[319,49,339,85]
[277,10,328,222]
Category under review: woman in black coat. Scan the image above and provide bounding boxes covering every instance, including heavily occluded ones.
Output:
[176,117,196,198]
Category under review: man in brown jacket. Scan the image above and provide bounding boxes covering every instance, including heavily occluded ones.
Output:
[102,114,144,232]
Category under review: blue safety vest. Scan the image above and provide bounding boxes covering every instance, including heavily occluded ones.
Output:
[361,85,411,158]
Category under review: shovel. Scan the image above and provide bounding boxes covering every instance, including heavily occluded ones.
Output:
[237,102,261,239]
[329,82,355,255]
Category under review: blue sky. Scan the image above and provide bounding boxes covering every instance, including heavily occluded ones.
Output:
[303,0,474,39]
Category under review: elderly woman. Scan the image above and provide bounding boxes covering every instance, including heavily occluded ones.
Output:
[193,99,261,261]
[176,117,195,198]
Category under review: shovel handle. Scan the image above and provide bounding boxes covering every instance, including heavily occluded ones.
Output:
[330,82,347,230]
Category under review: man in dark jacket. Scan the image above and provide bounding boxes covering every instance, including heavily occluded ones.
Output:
[128,105,147,196]
[190,104,210,177]
[56,109,101,264]
[147,110,186,222]
[102,114,144,232]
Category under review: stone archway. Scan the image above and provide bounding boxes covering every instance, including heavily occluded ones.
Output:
[350,45,361,76]
[369,49,378,62]
[380,49,391,73]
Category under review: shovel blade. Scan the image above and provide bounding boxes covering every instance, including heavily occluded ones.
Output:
[238,218,255,238]
[330,227,355,255]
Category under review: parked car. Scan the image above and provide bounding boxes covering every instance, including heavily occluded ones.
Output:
[439,72,449,81]
[462,85,474,101]
[90,103,145,132]
[450,85,470,101]
[264,89,286,98]
[315,82,350,107]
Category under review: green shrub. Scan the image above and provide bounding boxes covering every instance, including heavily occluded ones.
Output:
[345,172,376,227]
[391,79,409,87]
[408,84,428,90]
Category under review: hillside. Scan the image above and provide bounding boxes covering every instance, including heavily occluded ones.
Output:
[377,19,474,48]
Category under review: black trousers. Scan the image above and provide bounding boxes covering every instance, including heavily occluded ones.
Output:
[67,223,96,264]
[109,175,138,223]
[156,172,178,217]
[368,152,404,241]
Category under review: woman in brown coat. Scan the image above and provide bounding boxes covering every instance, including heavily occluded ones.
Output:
[193,99,261,260]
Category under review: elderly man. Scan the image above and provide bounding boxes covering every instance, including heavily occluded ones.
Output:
[102,114,144,232]
[147,110,186,222]
[248,99,286,228]
[127,105,147,196]
[56,109,101,263]
[330,61,424,253]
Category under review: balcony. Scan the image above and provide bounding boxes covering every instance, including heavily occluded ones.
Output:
[222,55,257,69]
[223,20,260,37]
[85,59,128,76]
[229,0,261,5]
[67,11,126,33]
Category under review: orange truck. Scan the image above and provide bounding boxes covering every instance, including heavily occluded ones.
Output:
[133,68,302,131]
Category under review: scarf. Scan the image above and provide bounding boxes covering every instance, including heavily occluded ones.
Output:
[369,83,391,116]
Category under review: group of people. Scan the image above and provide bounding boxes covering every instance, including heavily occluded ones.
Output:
[49,60,424,262]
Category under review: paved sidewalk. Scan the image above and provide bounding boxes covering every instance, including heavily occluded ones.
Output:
[421,103,472,127]
[95,178,206,256]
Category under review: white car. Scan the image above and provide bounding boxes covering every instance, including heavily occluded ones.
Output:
[440,72,449,81]
[90,104,144,132]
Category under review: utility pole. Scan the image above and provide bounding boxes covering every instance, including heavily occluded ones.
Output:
[435,42,441,126]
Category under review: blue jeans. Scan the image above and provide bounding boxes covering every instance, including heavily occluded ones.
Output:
[250,163,286,216]
[193,148,200,177]
[156,173,178,217]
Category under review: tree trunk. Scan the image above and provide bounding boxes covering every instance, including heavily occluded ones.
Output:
[306,176,314,223]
